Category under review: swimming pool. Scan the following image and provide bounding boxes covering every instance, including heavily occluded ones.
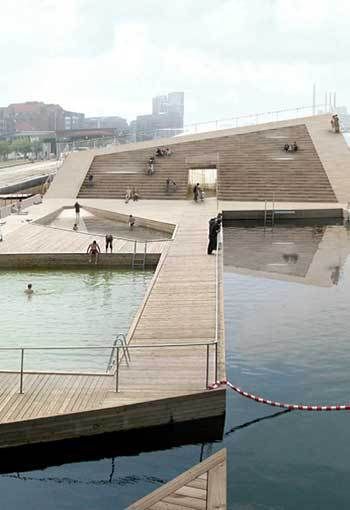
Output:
[39,207,171,241]
[2,222,350,509]
[0,269,153,372]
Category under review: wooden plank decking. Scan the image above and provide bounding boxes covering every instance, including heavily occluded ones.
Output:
[128,448,227,510]
[0,199,226,447]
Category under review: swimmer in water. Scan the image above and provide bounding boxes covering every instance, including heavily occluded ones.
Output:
[24,283,34,295]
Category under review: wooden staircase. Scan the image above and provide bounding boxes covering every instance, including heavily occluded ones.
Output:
[78,124,337,203]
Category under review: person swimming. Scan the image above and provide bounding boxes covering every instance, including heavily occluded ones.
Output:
[24,283,34,295]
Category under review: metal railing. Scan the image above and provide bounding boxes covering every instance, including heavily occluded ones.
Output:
[0,341,216,394]
[56,103,334,153]
[0,193,43,220]
[112,341,217,392]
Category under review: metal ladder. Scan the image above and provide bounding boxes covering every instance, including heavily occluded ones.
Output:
[106,333,131,373]
[264,195,275,231]
[131,240,147,270]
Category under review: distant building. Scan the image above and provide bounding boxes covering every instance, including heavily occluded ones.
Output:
[64,111,85,130]
[135,92,184,141]
[0,101,84,137]
[84,116,128,131]
[0,107,15,136]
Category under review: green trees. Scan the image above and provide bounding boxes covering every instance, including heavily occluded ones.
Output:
[0,141,11,160]
[12,139,32,157]
[0,138,44,161]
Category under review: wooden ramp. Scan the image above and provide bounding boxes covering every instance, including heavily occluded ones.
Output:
[128,449,227,510]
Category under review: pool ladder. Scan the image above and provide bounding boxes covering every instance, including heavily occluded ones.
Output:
[264,197,275,231]
[106,333,131,373]
[131,240,147,270]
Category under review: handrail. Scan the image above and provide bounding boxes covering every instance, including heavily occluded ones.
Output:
[0,341,216,351]
[56,103,333,153]
[0,193,43,220]
[0,340,216,394]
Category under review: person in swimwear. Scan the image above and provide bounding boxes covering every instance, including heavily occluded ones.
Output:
[105,233,113,253]
[24,283,34,294]
[87,240,101,264]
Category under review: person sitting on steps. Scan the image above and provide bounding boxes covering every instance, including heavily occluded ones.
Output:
[132,186,139,201]
[125,187,132,203]
[166,177,177,193]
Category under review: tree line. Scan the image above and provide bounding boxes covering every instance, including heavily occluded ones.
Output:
[0,139,45,160]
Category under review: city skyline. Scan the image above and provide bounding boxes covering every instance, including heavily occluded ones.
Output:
[0,91,185,140]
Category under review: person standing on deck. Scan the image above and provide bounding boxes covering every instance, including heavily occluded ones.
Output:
[193,183,200,202]
[74,201,81,223]
[129,214,135,230]
[105,233,113,253]
[207,214,222,255]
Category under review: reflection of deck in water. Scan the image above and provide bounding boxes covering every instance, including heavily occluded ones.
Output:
[224,223,350,287]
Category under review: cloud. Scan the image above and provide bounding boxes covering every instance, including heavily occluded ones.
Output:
[0,0,347,122]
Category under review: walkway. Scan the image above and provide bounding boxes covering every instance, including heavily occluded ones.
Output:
[0,198,225,447]
[128,449,227,510]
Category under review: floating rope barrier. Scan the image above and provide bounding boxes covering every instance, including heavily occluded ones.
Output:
[209,380,350,411]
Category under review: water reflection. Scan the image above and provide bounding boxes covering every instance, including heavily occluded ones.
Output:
[223,222,350,287]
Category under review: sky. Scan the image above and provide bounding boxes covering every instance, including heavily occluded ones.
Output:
[0,0,349,124]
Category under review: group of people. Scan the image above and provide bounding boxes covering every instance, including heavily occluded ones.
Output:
[331,114,340,133]
[86,215,136,264]
[283,142,298,153]
[156,147,172,157]
[125,187,139,203]
[146,147,173,176]
[72,201,136,264]
[207,213,222,255]
[193,182,205,202]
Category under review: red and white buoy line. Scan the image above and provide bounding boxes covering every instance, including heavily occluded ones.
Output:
[208,380,350,411]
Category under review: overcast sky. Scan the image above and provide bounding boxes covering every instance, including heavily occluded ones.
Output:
[0,0,348,124]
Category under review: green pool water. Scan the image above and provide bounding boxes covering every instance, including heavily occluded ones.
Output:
[0,269,153,372]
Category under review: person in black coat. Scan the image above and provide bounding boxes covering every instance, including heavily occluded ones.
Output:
[207,214,222,254]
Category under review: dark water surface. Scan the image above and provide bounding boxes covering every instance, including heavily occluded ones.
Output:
[1,224,350,509]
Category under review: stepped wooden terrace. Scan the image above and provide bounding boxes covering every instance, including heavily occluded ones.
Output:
[0,198,226,449]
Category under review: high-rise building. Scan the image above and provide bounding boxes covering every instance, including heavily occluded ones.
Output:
[136,92,184,141]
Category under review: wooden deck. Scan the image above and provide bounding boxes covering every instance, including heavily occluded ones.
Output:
[128,448,227,510]
[0,198,226,448]
[0,222,166,255]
